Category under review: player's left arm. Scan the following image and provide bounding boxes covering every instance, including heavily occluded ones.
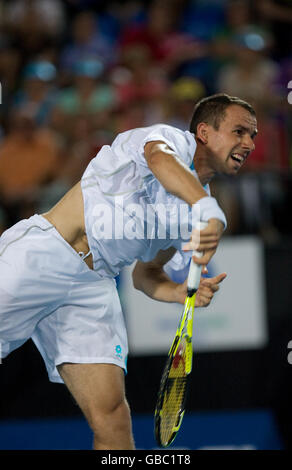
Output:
[144,141,225,267]
[132,247,227,306]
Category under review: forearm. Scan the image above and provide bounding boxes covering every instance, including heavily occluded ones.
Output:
[132,263,179,303]
[147,149,208,206]
[146,145,226,229]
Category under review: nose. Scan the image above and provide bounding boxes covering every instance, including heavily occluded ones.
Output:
[242,134,255,152]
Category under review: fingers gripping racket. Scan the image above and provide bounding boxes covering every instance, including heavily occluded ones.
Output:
[154,221,207,447]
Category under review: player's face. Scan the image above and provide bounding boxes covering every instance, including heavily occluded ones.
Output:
[206,105,257,175]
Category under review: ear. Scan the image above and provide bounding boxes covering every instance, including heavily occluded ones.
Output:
[196,122,209,144]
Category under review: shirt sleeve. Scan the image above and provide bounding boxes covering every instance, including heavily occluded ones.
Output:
[132,125,195,179]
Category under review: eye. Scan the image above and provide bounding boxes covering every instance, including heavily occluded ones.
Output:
[234,129,243,135]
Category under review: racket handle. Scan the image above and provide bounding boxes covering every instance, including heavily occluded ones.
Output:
[187,221,208,297]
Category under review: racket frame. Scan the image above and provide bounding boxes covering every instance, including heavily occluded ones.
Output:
[154,293,196,447]
[154,221,207,447]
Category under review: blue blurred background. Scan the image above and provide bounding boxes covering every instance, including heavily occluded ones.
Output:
[0,0,291,450]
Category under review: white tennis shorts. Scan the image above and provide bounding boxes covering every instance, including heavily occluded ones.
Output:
[0,214,128,383]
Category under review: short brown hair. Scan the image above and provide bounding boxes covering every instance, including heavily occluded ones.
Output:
[190,93,256,134]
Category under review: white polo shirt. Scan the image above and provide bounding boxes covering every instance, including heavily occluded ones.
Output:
[81,124,210,277]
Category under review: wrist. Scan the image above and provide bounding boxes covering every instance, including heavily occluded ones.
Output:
[193,196,227,229]
[172,282,185,304]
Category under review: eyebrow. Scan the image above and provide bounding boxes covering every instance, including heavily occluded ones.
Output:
[234,124,258,139]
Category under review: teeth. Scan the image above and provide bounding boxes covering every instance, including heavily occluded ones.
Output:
[232,153,244,162]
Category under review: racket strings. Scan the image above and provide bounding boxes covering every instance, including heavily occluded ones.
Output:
[159,337,188,446]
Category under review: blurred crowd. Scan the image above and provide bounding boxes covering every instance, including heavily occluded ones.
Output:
[0,0,291,240]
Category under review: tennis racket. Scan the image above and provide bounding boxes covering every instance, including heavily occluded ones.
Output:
[154,221,208,447]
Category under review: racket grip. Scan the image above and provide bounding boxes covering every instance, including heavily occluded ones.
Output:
[187,221,208,297]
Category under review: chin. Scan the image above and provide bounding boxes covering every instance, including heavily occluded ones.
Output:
[228,161,241,175]
[223,167,238,177]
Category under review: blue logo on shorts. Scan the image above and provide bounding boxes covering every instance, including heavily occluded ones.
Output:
[115,345,122,360]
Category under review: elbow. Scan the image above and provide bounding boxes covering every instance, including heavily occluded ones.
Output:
[145,151,164,172]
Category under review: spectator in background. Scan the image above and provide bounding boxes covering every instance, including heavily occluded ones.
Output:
[119,0,208,77]
[214,21,286,240]
[256,0,292,60]
[111,43,167,126]
[5,0,65,36]
[114,99,149,134]
[211,0,253,74]
[215,21,289,168]
[235,99,288,241]
[164,77,206,130]
[59,10,114,84]
[0,35,21,115]
[212,0,254,56]
[4,0,65,57]
[210,1,279,91]
[180,0,225,41]
[37,112,108,216]
[216,26,279,108]
[242,102,290,172]
[12,61,58,127]
[0,106,62,226]
[51,59,117,141]
[53,114,114,193]
[100,0,146,43]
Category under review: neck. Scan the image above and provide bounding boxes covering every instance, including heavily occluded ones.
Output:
[193,146,216,186]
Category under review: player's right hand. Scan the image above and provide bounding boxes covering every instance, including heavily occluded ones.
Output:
[182,218,224,266]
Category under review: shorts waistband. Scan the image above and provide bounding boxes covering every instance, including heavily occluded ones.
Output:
[36,214,104,280]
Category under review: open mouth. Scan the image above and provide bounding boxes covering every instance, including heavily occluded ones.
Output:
[230,153,245,164]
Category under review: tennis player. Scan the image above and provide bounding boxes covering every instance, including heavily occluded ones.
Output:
[0,93,257,449]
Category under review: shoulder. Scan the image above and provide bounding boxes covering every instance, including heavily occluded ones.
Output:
[142,125,196,165]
